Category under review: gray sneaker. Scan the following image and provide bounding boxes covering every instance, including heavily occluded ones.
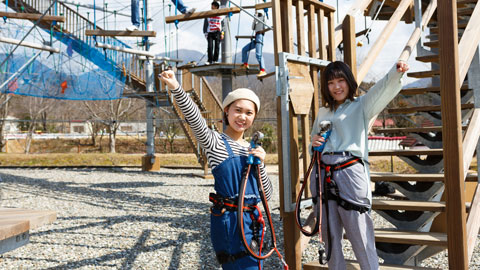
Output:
[186,8,196,15]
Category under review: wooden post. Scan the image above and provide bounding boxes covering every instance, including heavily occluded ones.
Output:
[438,0,468,269]
[342,14,357,81]
[327,11,336,61]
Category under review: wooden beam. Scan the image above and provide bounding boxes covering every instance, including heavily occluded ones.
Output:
[458,2,480,83]
[343,14,357,81]
[317,8,327,60]
[357,0,413,82]
[0,11,65,22]
[466,183,480,261]
[85,29,156,37]
[256,2,272,9]
[0,36,59,53]
[462,109,480,173]
[438,0,469,269]
[272,0,282,66]
[300,0,336,13]
[95,42,155,57]
[165,7,240,23]
[296,0,306,55]
[327,11,336,61]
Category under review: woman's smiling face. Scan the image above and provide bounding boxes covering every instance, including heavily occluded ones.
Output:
[328,77,349,105]
[225,99,256,133]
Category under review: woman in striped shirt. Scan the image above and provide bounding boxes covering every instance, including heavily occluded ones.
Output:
[160,70,273,270]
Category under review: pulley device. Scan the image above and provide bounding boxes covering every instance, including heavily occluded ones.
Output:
[294,120,332,264]
[237,131,288,270]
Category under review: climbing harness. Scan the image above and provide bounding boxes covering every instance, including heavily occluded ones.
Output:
[294,120,331,264]
[237,131,288,270]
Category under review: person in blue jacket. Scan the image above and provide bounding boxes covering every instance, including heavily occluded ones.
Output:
[159,69,273,269]
[310,60,409,270]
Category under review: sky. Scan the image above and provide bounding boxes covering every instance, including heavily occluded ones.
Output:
[1,0,432,84]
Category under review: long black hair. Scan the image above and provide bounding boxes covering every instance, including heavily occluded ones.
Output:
[321,61,358,111]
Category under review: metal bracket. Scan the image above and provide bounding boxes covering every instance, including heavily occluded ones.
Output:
[0,231,29,254]
[276,52,330,212]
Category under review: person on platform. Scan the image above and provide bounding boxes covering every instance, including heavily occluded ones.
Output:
[241,11,267,77]
[127,0,195,31]
[310,60,409,270]
[203,1,224,64]
[159,69,273,269]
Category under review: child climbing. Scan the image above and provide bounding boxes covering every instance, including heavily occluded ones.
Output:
[203,1,224,64]
[242,11,267,77]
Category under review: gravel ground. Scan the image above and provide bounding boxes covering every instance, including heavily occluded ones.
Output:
[0,167,478,269]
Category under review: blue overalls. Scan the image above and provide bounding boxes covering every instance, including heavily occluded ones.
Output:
[210,136,264,270]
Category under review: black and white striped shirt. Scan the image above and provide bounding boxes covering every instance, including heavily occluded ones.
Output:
[171,86,273,200]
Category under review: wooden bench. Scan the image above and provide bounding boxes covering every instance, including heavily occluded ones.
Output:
[0,208,56,254]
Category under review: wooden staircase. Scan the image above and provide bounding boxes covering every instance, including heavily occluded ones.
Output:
[303,0,480,269]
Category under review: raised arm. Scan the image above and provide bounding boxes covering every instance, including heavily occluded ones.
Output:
[159,70,216,150]
[362,61,409,120]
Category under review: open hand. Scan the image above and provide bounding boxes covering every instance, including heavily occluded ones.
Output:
[159,69,180,90]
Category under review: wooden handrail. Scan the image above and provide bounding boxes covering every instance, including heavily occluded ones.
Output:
[458,2,480,83]
[398,0,437,62]
[357,0,414,82]
[334,0,374,49]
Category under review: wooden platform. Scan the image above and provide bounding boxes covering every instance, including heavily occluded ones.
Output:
[304,259,439,270]
[85,29,156,37]
[0,11,65,22]
[0,208,56,254]
[179,63,260,76]
[165,7,241,24]
[370,172,478,182]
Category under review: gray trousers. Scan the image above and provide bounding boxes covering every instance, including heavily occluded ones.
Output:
[310,154,379,270]
[321,200,379,270]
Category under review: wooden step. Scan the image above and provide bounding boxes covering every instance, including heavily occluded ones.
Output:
[387,103,474,114]
[373,125,468,133]
[399,84,470,95]
[374,229,447,246]
[304,259,439,270]
[415,54,439,63]
[458,7,475,16]
[430,22,467,33]
[407,70,440,78]
[372,199,445,211]
[423,40,439,48]
[369,149,443,157]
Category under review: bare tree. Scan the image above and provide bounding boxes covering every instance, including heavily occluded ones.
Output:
[83,98,142,153]
[20,96,56,153]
